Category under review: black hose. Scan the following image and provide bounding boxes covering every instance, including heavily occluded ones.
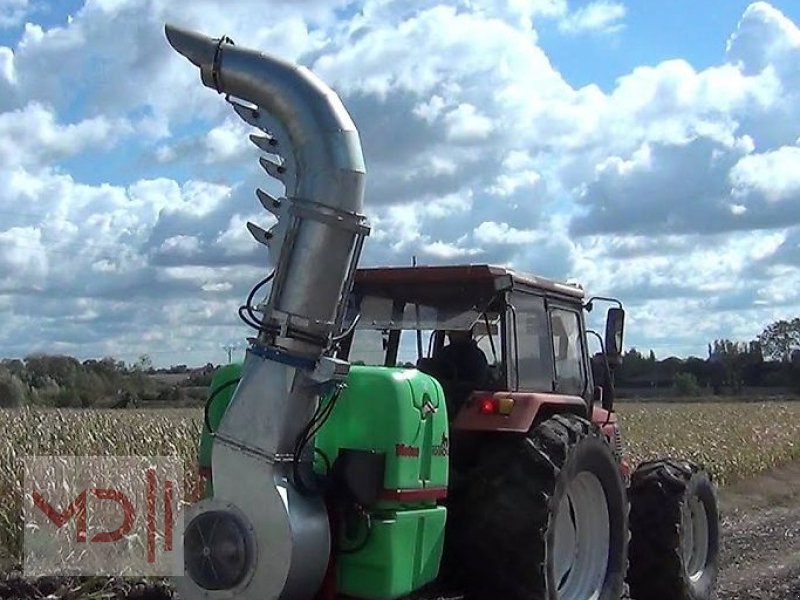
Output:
[204,377,241,435]
[238,305,268,331]
[238,272,275,331]
[292,397,330,493]
[292,387,343,495]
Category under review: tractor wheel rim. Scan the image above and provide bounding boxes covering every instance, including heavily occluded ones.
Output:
[552,471,610,600]
[682,493,710,583]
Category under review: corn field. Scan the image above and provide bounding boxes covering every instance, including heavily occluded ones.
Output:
[2,401,800,567]
[620,401,800,485]
[0,408,203,568]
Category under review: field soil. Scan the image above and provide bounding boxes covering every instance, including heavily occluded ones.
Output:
[713,460,800,599]
[1,461,800,599]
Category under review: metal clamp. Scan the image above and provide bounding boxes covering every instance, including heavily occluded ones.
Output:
[288,198,370,235]
[211,35,235,94]
[248,343,316,370]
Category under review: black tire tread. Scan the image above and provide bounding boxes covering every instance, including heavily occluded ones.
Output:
[445,413,622,600]
[627,458,719,600]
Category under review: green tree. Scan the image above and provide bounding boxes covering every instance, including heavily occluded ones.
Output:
[709,339,750,394]
[673,372,702,397]
[758,318,800,362]
[54,387,80,408]
[0,371,26,407]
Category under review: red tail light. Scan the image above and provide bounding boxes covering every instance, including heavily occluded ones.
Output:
[476,394,515,416]
[478,397,498,415]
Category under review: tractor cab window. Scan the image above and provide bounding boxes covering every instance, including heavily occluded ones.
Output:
[343,292,495,367]
[341,291,507,400]
[431,313,505,388]
[348,329,388,366]
[550,308,586,396]
[510,292,554,392]
[473,314,502,370]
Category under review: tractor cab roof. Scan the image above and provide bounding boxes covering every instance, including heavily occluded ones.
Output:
[353,264,585,308]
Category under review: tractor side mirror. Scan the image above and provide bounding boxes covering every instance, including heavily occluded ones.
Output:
[604,307,625,367]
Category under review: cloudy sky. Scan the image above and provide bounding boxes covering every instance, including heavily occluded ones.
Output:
[0,0,799,366]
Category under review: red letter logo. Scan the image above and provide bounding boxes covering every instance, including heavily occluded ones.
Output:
[32,490,87,543]
[90,489,135,543]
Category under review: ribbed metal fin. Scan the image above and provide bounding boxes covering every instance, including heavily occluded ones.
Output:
[247,221,273,246]
[256,188,282,216]
[250,133,279,154]
[260,156,286,182]
[232,101,264,130]
[229,98,297,197]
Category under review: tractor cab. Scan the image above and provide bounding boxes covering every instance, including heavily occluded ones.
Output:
[338,264,624,425]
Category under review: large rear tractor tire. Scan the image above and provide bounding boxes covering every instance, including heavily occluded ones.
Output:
[627,459,720,600]
[446,414,627,600]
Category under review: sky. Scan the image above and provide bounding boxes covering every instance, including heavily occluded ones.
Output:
[0,0,799,367]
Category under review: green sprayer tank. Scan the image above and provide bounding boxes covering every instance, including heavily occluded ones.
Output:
[200,363,450,600]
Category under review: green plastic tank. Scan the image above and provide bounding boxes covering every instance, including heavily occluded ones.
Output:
[197,363,450,599]
[315,366,449,599]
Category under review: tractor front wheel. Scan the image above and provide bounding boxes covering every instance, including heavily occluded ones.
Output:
[627,459,720,600]
[447,414,627,600]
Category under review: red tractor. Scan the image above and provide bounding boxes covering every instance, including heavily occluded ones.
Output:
[331,263,721,600]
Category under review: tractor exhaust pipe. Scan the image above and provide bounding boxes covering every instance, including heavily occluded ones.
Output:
[165,25,368,600]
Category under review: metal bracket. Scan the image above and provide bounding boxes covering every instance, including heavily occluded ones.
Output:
[310,356,350,384]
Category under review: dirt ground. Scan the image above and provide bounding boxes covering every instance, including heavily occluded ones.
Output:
[713,461,800,600]
[2,462,800,599]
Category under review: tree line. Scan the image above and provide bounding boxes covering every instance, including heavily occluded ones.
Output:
[0,354,212,408]
[1,318,798,407]
[615,318,800,397]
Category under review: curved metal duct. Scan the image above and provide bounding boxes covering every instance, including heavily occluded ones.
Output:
[164,24,369,600]
[164,24,367,351]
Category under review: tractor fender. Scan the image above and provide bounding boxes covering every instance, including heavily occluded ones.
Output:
[451,391,588,433]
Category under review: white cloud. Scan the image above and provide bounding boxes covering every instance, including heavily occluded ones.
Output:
[424,192,473,217]
[0,102,131,169]
[730,145,800,202]
[413,95,446,124]
[558,1,626,35]
[201,281,233,292]
[726,1,800,74]
[129,179,232,218]
[528,0,568,19]
[0,226,47,288]
[158,235,201,256]
[0,0,30,28]
[443,103,493,141]
[314,5,567,99]
[204,118,252,163]
[474,221,542,245]
[422,240,482,259]
[487,150,542,196]
[0,46,15,95]
[215,212,269,257]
